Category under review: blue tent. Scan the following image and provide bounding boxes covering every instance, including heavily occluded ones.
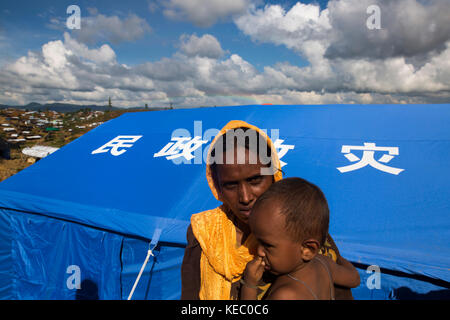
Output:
[0,104,449,299]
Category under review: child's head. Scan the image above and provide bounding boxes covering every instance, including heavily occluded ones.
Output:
[249,177,329,275]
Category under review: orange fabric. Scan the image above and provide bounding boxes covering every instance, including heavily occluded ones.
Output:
[319,238,338,262]
[191,206,258,300]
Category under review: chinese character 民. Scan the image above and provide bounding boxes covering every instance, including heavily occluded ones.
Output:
[337,142,404,175]
[91,135,143,156]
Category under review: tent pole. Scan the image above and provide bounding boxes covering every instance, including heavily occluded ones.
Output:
[127,228,162,300]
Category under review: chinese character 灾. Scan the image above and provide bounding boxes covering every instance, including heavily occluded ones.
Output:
[337,142,404,175]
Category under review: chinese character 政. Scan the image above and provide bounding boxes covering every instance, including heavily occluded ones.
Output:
[337,142,404,175]
[91,135,142,156]
[273,139,295,168]
[153,136,208,161]
[153,134,295,167]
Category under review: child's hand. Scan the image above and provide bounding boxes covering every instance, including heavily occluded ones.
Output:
[243,257,266,287]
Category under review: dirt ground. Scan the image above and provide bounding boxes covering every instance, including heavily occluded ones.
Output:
[0,148,30,182]
[0,109,147,182]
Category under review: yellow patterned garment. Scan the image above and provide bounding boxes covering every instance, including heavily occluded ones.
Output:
[319,238,338,262]
[191,206,258,300]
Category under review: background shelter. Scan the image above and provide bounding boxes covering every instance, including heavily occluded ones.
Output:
[0,138,10,160]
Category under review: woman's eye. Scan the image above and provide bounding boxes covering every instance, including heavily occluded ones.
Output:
[249,176,262,184]
[223,183,237,190]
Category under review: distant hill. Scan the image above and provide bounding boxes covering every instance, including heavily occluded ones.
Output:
[0,102,167,113]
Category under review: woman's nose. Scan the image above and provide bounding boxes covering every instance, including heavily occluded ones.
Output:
[238,183,252,204]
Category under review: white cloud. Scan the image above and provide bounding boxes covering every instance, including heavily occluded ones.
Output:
[1,0,450,110]
[235,0,450,62]
[234,2,331,56]
[163,0,252,27]
[6,39,78,90]
[72,13,151,44]
[63,33,116,65]
[233,1,450,98]
[325,0,450,60]
[0,34,156,106]
[138,56,196,81]
[179,34,225,59]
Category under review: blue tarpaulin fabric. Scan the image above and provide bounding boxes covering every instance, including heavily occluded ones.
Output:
[0,209,123,299]
[0,104,448,299]
[120,237,184,300]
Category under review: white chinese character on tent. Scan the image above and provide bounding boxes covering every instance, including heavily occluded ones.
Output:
[273,139,295,168]
[91,135,142,156]
[337,142,404,175]
[153,136,208,161]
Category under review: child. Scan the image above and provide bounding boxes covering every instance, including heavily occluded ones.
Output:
[241,177,360,300]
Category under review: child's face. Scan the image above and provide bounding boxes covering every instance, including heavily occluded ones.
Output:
[249,200,304,275]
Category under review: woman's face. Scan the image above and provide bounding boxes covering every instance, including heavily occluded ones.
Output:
[215,146,273,225]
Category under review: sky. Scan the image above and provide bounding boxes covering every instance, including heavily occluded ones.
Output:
[0,0,449,108]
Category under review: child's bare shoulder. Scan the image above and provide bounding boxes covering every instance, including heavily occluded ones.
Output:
[267,281,315,300]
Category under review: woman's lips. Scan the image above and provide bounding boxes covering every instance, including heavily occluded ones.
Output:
[239,208,252,218]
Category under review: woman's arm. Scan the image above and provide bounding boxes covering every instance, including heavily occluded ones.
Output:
[322,254,361,288]
[324,234,355,299]
[181,225,201,300]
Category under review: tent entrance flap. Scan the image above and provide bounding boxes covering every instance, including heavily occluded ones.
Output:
[127,228,162,300]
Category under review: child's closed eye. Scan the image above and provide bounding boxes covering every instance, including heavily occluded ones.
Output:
[260,240,273,248]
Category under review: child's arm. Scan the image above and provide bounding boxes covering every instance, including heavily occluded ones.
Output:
[321,255,360,288]
[240,257,265,300]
